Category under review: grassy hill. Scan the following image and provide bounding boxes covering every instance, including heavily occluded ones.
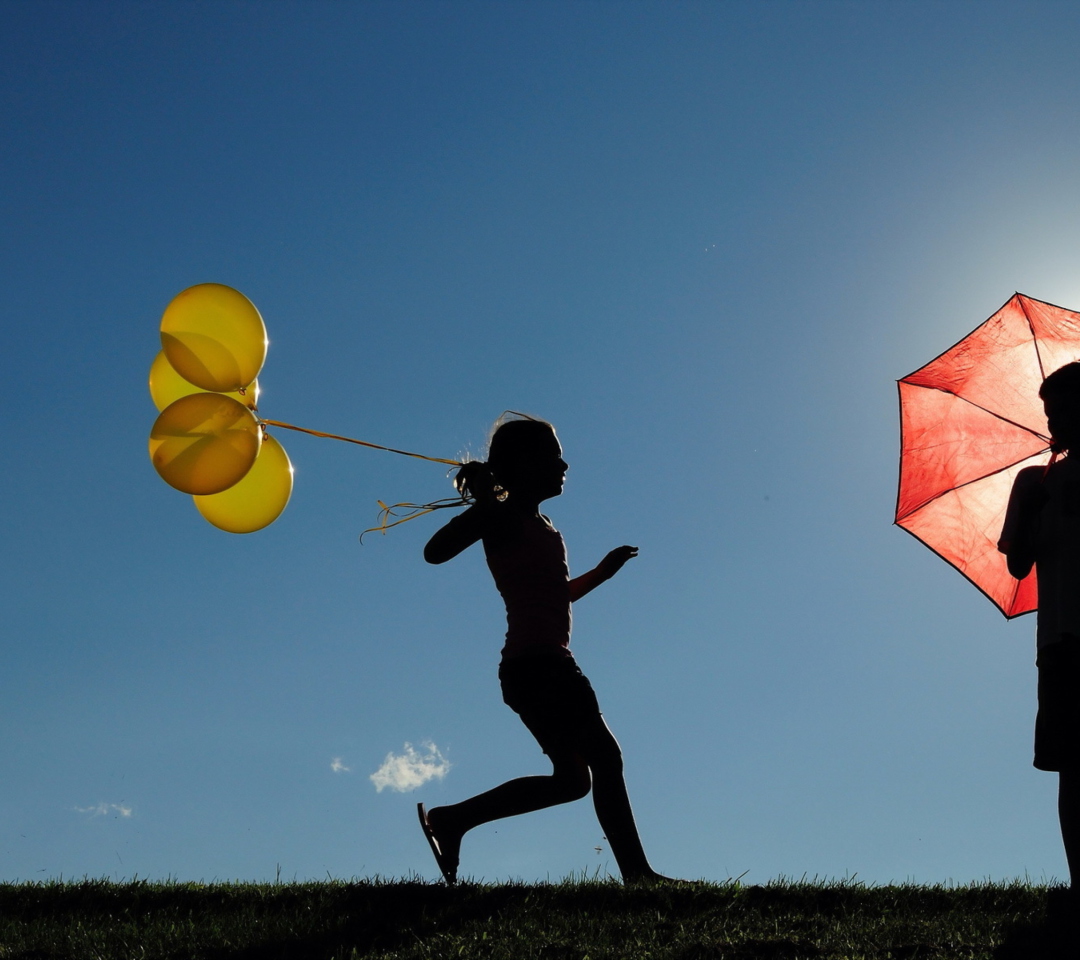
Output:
[0,876,1068,959]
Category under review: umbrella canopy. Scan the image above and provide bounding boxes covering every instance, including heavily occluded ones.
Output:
[896,293,1080,617]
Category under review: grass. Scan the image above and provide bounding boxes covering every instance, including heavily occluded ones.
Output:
[0,875,1068,959]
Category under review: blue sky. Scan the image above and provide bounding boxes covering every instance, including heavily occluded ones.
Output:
[6,0,1080,885]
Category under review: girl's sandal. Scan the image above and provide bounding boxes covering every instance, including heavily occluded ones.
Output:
[417,803,458,885]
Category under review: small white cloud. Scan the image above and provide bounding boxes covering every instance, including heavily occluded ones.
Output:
[75,802,132,818]
[330,757,350,774]
[370,741,450,793]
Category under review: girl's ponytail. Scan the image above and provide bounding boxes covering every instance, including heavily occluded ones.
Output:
[453,460,500,505]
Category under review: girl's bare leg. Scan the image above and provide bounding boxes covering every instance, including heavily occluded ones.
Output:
[578,717,663,881]
[426,758,591,869]
[1060,770,1080,895]
[427,718,666,883]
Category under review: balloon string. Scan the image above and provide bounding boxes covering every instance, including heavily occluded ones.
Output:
[360,498,466,541]
[258,419,463,467]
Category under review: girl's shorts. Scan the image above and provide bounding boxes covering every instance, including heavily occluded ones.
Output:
[498,655,604,757]
[1035,636,1080,772]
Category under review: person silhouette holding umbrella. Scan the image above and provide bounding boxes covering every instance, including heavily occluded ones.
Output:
[1000,361,1080,917]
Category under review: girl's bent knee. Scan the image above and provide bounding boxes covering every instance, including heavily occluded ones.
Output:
[551,760,592,801]
[559,778,591,802]
[564,768,593,799]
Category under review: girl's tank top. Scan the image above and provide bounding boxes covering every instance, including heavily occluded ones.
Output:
[483,513,572,661]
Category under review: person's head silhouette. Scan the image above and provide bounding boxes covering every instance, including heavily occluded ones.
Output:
[455,415,567,509]
[1040,361,1080,454]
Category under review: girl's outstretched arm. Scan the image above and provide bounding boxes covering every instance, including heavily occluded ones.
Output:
[424,505,487,564]
[569,545,638,602]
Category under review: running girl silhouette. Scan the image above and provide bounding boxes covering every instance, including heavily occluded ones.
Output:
[1000,361,1080,906]
[416,414,670,884]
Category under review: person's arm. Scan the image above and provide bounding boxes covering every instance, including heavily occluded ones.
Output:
[424,505,487,564]
[568,545,638,602]
[998,467,1046,580]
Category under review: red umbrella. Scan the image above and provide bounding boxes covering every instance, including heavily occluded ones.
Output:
[895,293,1080,617]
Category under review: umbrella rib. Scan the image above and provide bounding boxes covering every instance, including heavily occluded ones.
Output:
[901,383,1050,441]
[895,445,1051,522]
[895,381,1051,521]
[896,387,1052,518]
[1017,293,1047,381]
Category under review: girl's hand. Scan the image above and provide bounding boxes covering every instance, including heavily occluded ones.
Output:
[569,546,639,602]
[599,545,638,581]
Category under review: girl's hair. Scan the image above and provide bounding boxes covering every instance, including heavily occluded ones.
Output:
[1040,361,1080,404]
[454,412,555,504]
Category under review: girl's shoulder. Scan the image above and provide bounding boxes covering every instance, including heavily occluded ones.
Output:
[480,503,562,551]
[426,503,544,564]
[1043,456,1080,491]
[1013,464,1047,491]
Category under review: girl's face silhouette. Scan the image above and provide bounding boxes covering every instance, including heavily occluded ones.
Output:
[1046,397,1080,453]
[503,428,569,504]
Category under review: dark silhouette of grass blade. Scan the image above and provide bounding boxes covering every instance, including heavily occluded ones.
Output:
[0,876,1063,959]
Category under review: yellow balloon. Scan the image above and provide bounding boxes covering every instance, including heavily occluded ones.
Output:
[160,283,268,392]
[148,351,260,412]
[193,434,294,533]
[149,393,262,495]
